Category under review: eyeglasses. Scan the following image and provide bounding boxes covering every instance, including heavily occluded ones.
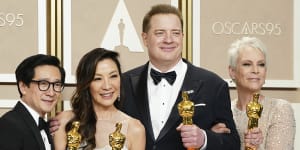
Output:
[31,80,64,92]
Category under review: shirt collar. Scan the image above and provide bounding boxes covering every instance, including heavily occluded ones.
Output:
[148,59,185,74]
[19,100,41,125]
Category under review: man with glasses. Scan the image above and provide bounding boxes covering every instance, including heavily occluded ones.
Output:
[0,54,65,150]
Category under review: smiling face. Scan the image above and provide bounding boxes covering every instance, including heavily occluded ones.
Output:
[20,65,62,116]
[89,58,121,109]
[142,14,183,71]
[229,46,266,93]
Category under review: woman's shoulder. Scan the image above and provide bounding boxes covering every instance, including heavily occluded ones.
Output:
[128,117,144,130]
[264,98,295,117]
[116,111,145,149]
[266,98,293,109]
[128,119,145,140]
[119,111,145,133]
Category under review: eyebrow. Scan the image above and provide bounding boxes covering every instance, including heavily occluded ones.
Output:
[153,29,182,32]
[109,70,119,75]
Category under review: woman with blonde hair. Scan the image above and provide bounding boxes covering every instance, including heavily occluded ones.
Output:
[212,37,296,150]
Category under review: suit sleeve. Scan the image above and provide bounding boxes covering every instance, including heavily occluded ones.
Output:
[0,117,23,150]
[120,72,140,117]
[205,82,241,150]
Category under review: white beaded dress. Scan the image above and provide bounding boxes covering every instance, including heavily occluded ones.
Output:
[95,110,129,150]
[78,110,129,150]
[232,98,296,150]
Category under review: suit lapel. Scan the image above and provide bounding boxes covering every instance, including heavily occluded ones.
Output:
[156,61,204,141]
[15,102,46,150]
[130,63,156,141]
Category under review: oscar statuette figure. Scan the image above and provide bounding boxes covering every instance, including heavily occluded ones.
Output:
[67,121,82,150]
[109,122,126,150]
[245,93,263,150]
[177,91,195,150]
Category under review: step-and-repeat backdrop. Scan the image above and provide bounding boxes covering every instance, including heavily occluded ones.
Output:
[1,0,299,148]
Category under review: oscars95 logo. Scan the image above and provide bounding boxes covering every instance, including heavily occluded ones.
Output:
[0,12,24,27]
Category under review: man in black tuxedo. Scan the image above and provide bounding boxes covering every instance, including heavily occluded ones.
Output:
[0,54,65,150]
[120,4,240,150]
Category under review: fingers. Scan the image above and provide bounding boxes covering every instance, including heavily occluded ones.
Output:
[176,123,183,131]
[245,128,263,139]
[49,125,59,135]
[245,140,261,149]
[211,123,231,133]
[249,127,261,134]
[179,125,205,149]
[245,137,262,146]
[49,119,60,135]
[49,119,60,127]
[244,128,263,147]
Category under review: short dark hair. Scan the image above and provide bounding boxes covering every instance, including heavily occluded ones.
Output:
[15,54,65,97]
[142,4,183,32]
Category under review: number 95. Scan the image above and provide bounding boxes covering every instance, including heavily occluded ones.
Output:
[0,12,24,27]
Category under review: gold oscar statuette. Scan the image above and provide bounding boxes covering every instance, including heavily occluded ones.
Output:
[245,93,263,150]
[177,91,195,150]
[109,122,126,150]
[67,121,82,150]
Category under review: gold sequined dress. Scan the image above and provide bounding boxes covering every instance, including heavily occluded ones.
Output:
[231,98,296,150]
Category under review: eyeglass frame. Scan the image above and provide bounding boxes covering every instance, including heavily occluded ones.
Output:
[31,80,64,92]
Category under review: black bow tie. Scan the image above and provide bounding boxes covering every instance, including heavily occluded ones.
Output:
[150,68,177,85]
[38,117,48,131]
[38,117,54,147]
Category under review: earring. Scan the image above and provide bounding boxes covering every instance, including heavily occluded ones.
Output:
[117,95,120,102]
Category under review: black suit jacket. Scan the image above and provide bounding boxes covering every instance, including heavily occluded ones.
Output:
[0,102,53,150]
[120,59,240,150]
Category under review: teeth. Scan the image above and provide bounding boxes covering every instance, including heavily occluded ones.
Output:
[102,93,112,97]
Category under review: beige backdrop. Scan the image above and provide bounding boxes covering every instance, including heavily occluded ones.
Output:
[0,0,42,114]
[194,0,299,102]
[0,1,299,141]
[0,1,299,148]
[199,0,293,80]
[0,0,40,77]
[68,0,170,81]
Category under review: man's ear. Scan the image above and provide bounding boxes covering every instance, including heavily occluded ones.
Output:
[141,32,148,47]
[19,81,27,95]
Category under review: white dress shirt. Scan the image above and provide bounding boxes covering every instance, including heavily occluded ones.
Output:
[147,60,208,149]
[147,59,187,139]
